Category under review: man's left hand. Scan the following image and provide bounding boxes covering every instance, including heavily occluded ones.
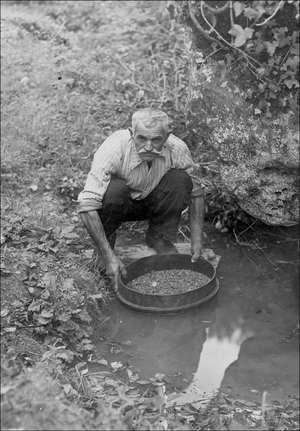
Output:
[191,246,216,262]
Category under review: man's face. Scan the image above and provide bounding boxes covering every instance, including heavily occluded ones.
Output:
[131,121,169,162]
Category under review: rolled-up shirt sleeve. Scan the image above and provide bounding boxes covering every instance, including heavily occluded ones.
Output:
[77,134,121,213]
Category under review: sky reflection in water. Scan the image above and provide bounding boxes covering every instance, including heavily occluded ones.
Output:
[168,320,255,405]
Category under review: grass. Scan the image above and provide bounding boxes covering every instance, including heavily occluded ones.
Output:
[1,0,191,194]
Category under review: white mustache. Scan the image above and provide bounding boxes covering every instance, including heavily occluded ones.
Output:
[138,149,160,155]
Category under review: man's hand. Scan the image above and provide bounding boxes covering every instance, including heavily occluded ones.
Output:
[79,210,127,291]
[189,195,216,263]
[191,244,216,263]
[106,254,127,292]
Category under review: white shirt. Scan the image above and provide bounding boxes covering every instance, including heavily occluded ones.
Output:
[77,129,203,212]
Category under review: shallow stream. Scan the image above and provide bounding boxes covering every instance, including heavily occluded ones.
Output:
[91,223,299,405]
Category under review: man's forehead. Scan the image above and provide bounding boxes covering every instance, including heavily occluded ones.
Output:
[134,120,165,136]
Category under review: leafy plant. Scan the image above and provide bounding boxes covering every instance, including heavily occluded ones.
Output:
[171,0,299,125]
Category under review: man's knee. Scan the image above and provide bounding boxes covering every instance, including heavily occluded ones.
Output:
[163,169,193,192]
[102,178,130,206]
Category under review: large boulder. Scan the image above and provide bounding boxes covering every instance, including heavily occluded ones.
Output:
[175,0,299,226]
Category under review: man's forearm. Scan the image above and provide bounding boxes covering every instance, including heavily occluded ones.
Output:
[79,210,115,261]
[189,195,205,249]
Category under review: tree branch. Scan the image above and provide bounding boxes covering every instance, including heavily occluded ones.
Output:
[199,0,261,67]
[255,0,285,26]
[202,1,230,14]
[188,1,224,49]
[229,1,234,43]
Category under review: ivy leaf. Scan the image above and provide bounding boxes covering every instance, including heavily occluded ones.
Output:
[59,225,79,239]
[63,232,80,239]
[56,350,74,362]
[284,78,299,89]
[41,309,54,318]
[228,25,254,47]
[233,1,244,17]
[89,293,103,303]
[1,308,10,317]
[41,290,50,300]
[291,44,299,56]
[286,55,299,70]
[28,300,41,312]
[206,11,217,29]
[4,327,16,333]
[228,24,243,38]
[41,272,56,288]
[62,278,74,290]
[265,41,278,57]
[244,5,266,21]
[57,311,71,322]
[257,67,266,76]
[36,316,52,325]
[80,339,94,350]
[279,96,287,107]
[62,383,73,394]
[111,361,123,370]
[78,309,92,323]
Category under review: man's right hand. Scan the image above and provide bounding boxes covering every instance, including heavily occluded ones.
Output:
[106,254,127,292]
[79,211,128,291]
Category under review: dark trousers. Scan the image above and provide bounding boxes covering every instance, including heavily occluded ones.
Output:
[97,169,193,245]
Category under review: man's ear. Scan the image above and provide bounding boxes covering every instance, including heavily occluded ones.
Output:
[128,127,133,137]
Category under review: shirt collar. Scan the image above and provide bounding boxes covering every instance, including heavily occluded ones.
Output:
[129,137,169,169]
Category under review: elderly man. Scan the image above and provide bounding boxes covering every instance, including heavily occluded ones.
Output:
[78,108,215,291]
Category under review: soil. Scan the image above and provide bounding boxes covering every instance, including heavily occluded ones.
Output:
[127,269,211,295]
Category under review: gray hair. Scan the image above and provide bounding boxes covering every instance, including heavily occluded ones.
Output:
[131,108,172,134]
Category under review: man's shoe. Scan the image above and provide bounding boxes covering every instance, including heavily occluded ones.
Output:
[145,231,178,255]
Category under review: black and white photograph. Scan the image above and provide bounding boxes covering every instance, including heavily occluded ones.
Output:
[1,1,299,429]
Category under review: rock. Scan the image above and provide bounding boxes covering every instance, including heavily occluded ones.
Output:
[176,1,299,226]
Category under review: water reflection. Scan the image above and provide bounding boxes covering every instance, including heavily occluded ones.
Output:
[95,299,253,405]
[170,320,254,405]
[97,298,218,387]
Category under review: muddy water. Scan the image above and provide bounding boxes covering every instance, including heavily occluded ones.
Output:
[92,223,299,404]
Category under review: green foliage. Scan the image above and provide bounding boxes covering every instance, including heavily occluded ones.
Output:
[1,216,106,360]
[174,0,299,124]
[58,175,87,201]
[206,187,255,232]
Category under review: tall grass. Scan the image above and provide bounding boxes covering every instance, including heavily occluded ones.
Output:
[1,0,190,200]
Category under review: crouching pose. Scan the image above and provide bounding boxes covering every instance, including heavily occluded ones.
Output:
[77,108,215,291]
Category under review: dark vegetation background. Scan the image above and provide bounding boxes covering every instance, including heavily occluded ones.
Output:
[1,1,299,430]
